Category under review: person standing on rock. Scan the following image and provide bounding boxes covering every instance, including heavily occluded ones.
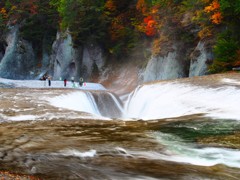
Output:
[71,77,74,83]
[42,75,47,87]
[48,76,51,87]
[79,77,84,87]
[71,77,75,88]
[64,78,67,87]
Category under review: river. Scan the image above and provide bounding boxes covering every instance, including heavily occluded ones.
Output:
[1,73,240,179]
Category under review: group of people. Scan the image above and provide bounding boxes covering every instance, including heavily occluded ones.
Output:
[65,77,84,87]
[40,75,52,86]
[41,75,84,88]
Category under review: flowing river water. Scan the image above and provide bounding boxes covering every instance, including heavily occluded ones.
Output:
[1,73,240,179]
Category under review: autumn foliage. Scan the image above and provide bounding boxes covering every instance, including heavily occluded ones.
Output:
[143,15,157,36]
[105,0,116,12]
[204,0,222,24]
[136,0,148,15]
[0,8,7,18]
[0,0,240,71]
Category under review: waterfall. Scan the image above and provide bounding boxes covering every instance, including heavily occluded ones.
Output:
[48,75,240,120]
[2,75,240,121]
[124,78,240,120]
[49,90,123,119]
[49,91,101,117]
[92,91,123,118]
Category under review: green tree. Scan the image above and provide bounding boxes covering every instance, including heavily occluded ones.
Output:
[210,30,239,72]
[56,0,107,45]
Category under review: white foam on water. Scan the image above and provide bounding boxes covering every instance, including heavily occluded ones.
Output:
[2,76,240,121]
[48,91,110,119]
[48,91,100,114]
[129,148,240,168]
[7,115,37,121]
[58,149,97,158]
[145,132,240,168]
[114,132,240,168]
[222,78,240,85]
[125,82,240,120]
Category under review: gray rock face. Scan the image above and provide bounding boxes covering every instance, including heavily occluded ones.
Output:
[52,32,76,80]
[81,43,105,80]
[0,42,6,62]
[0,26,36,79]
[189,41,213,77]
[0,52,4,62]
[143,45,188,82]
[0,25,212,82]
[51,32,105,81]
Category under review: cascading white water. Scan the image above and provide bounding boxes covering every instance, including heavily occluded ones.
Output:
[47,77,240,120]
[3,76,240,176]
[124,80,240,120]
[2,76,240,121]
[49,91,102,117]
[49,90,124,119]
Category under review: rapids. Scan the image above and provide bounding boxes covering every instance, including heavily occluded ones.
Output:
[1,73,240,179]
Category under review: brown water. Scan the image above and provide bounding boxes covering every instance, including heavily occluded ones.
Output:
[1,73,240,179]
[0,109,240,180]
[1,116,240,180]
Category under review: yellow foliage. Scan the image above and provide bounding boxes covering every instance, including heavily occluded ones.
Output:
[198,26,213,39]
[0,8,7,14]
[152,35,169,55]
[11,6,17,11]
[204,0,220,13]
[105,0,116,12]
[152,38,161,55]
[136,24,146,33]
[151,5,159,14]
[0,8,7,18]
[204,6,214,13]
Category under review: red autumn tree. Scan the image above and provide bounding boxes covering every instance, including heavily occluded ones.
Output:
[143,15,157,36]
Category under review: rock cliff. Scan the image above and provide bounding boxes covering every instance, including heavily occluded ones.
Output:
[0,25,36,79]
[0,26,214,85]
[51,32,105,81]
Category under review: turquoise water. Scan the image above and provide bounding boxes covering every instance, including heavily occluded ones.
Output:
[157,118,240,143]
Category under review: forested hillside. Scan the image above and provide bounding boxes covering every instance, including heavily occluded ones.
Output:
[0,0,240,74]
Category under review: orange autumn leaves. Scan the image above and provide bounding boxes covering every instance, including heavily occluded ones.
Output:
[143,15,157,36]
[0,8,7,18]
[0,0,38,24]
[136,0,157,37]
[105,0,116,12]
[204,0,222,24]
